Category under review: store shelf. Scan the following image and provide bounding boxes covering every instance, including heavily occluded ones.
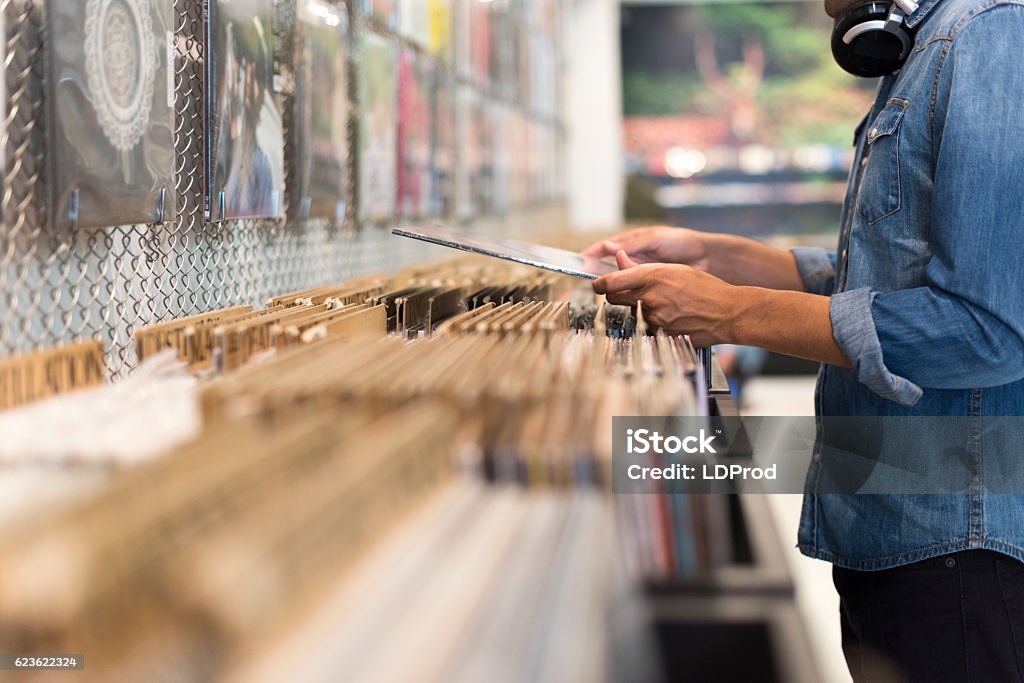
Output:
[649,594,820,683]
[644,490,793,598]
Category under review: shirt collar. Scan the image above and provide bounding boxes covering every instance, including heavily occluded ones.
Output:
[905,0,943,29]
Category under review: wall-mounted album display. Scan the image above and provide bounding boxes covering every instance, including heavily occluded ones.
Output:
[397,49,432,219]
[205,0,285,222]
[46,0,175,231]
[430,70,455,218]
[357,32,397,221]
[290,0,348,221]
[478,97,495,214]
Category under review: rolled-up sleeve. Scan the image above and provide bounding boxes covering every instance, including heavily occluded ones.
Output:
[790,247,836,296]
[831,288,923,405]
[832,9,1024,404]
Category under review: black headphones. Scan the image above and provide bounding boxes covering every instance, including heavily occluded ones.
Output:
[831,0,918,77]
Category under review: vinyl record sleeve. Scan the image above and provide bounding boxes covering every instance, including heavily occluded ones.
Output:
[397,49,432,219]
[426,0,452,62]
[454,0,472,79]
[454,84,479,219]
[391,225,616,280]
[398,0,428,46]
[469,0,490,87]
[205,0,285,221]
[290,0,348,221]
[361,0,395,27]
[46,0,176,231]
[357,32,397,221]
[430,70,455,217]
[477,97,494,213]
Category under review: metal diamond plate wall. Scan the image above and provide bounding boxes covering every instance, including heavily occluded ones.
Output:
[0,0,566,379]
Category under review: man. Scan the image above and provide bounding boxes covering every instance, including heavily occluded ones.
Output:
[586,0,1024,679]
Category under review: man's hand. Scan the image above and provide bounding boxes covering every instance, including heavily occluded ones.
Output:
[592,251,738,346]
[592,251,851,368]
[581,226,712,270]
[582,226,807,291]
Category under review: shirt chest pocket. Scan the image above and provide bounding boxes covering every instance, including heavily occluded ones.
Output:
[857,99,908,224]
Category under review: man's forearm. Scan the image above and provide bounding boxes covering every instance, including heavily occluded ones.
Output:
[728,286,850,367]
[704,234,808,292]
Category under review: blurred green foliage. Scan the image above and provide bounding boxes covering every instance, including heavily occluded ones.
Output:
[622,3,873,146]
[623,72,706,117]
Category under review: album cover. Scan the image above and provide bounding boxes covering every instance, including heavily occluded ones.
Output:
[508,110,526,208]
[205,0,285,221]
[487,1,514,94]
[426,0,452,62]
[357,32,397,221]
[291,0,348,221]
[46,0,176,230]
[361,0,395,27]
[454,85,478,219]
[537,122,550,203]
[398,0,428,47]
[531,35,556,120]
[454,0,472,80]
[490,103,508,213]
[470,0,491,87]
[477,97,494,213]
[533,122,553,203]
[430,71,455,217]
[397,49,432,219]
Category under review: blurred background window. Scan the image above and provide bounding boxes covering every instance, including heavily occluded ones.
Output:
[620,1,874,240]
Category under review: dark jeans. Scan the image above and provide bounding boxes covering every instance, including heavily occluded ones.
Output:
[833,550,1024,682]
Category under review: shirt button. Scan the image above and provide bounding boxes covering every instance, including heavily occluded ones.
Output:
[860,157,868,168]
[870,127,878,137]
[945,557,956,568]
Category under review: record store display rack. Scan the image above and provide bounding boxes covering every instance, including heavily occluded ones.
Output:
[0,0,565,378]
[0,1,821,681]
[0,255,822,682]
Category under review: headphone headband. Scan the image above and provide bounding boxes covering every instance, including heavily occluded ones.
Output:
[831,1,915,77]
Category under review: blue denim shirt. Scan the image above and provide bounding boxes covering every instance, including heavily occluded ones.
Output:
[792,0,1024,569]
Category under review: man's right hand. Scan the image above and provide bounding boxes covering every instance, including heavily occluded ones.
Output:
[581,226,713,272]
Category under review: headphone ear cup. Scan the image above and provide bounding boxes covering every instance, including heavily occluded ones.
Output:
[831,2,913,77]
